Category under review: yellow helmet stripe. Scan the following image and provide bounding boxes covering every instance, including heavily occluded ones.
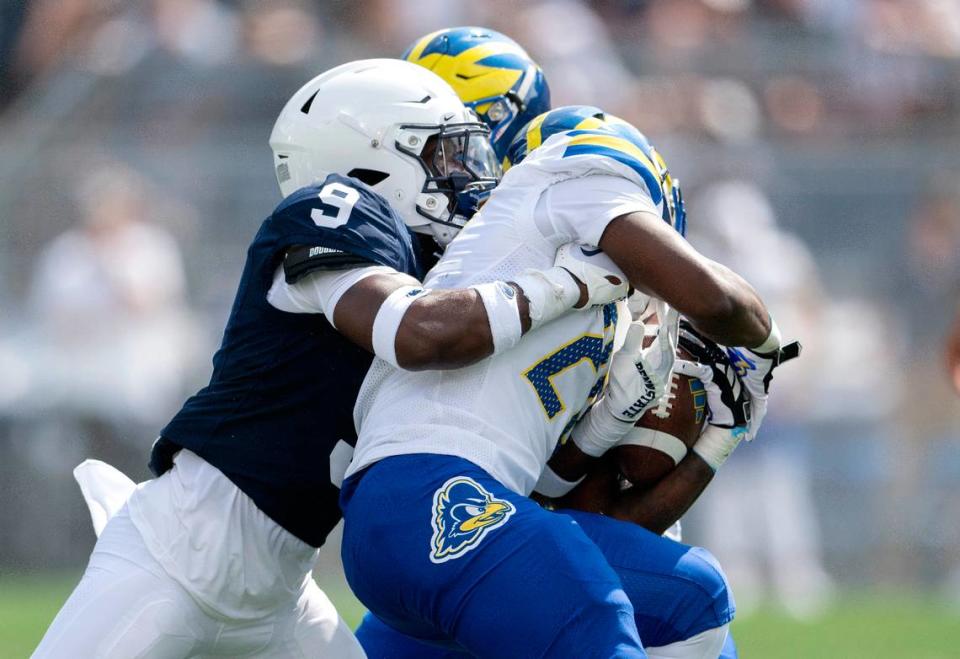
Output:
[406,29,446,62]
[525,112,548,152]
[416,42,525,104]
[409,39,526,72]
[565,133,659,176]
[573,115,608,131]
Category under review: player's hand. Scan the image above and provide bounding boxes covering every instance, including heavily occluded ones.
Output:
[555,243,629,308]
[571,303,681,457]
[724,339,801,441]
[674,323,751,470]
[608,302,680,422]
[675,323,750,430]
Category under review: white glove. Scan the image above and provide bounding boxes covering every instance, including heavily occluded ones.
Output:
[554,243,629,308]
[674,323,751,470]
[572,302,680,457]
[608,302,680,421]
[676,325,750,429]
[672,357,748,471]
[725,339,801,441]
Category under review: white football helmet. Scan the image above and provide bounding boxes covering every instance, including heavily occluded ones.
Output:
[269,58,500,244]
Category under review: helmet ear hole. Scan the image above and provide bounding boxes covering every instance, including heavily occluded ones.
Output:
[347,168,390,186]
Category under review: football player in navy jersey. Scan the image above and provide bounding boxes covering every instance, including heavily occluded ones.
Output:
[34,59,629,658]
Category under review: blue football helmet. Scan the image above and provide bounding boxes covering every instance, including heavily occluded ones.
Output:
[404,27,551,164]
[505,105,687,237]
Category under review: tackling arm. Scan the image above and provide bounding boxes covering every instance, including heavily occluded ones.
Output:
[282,247,626,371]
[333,272,534,371]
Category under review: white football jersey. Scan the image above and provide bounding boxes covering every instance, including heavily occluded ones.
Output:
[347,132,663,495]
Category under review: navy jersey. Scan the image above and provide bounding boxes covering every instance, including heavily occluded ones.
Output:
[152,173,422,547]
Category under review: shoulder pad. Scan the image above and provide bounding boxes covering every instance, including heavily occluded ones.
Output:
[283,244,374,284]
[270,173,420,279]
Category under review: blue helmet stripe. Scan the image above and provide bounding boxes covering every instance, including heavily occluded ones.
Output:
[562,143,664,206]
[474,52,530,71]
[419,27,491,58]
[540,107,605,137]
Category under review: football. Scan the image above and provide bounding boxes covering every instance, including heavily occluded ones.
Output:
[612,342,708,489]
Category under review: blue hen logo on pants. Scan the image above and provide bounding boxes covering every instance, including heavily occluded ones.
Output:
[430,477,515,564]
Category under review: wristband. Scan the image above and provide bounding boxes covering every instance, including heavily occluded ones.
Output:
[571,398,633,457]
[511,266,580,330]
[692,425,748,471]
[471,281,523,354]
[751,317,782,354]
[371,285,430,368]
[533,464,585,498]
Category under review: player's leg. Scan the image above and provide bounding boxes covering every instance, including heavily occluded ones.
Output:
[350,503,736,658]
[351,518,739,659]
[719,632,739,659]
[33,505,209,658]
[644,628,730,659]
[560,509,735,659]
[341,454,645,658]
[129,448,364,657]
[355,612,470,658]
[253,576,366,658]
[202,576,365,658]
[355,611,738,659]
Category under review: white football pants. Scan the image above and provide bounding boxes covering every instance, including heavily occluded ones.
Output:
[647,625,730,659]
[33,455,365,658]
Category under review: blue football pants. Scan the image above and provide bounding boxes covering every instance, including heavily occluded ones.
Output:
[352,505,736,658]
[340,454,645,658]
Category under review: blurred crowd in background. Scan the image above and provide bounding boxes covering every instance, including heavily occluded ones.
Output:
[1,0,959,620]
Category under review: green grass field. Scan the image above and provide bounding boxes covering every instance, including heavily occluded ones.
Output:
[3,572,959,658]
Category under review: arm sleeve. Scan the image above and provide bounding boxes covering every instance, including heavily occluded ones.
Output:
[266,264,396,324]
[534,174,659,247]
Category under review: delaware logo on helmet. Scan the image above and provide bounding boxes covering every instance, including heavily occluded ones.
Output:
[429,476,515,564]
